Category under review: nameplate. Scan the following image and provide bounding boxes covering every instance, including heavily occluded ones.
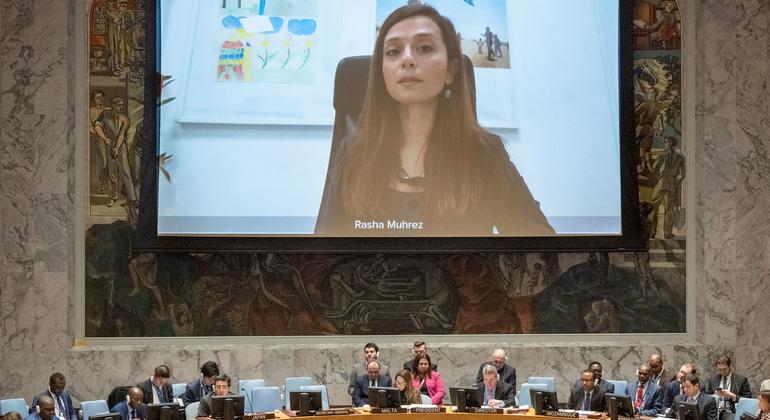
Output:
[410,407,441,413]
[244,414,276,420]
[315,409,352,416]
[371,408,408,414]
[469,408,504,414]
[544,410,579,418]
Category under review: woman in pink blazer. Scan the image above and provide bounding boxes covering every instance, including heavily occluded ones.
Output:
[411,353,445,405]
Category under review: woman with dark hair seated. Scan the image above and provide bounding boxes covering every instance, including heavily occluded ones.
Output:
[411,353,445,405]
[315,4,554,237]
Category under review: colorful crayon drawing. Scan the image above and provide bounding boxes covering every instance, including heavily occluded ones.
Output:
[217,40,246,81]
[216,0,319,84]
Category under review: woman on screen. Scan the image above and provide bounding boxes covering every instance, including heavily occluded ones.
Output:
[315,4,554,237]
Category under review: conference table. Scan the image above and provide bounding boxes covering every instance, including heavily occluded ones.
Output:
[248,407,631,420]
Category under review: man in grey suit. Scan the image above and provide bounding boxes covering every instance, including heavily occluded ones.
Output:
[197,375,235,417]
[627,363,663,416]
[649,353,676,390]
[669,373,718,420]
[705,355,752,420]
[352,360,392,407]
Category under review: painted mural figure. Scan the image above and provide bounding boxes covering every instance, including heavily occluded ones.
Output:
[584,299,618,333]
[634,202,656,300]
[94,97,137,207]
[104,0,129,75]
[650,136,685,239]
[89,90,110,193]
[645,1,680,49]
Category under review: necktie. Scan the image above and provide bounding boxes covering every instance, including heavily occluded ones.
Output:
[130,410,136,420]
[370,379,376,387]
[58,395,67,419]
[635,384,644,409]
[486,388,494,404]
[583,392,591,410]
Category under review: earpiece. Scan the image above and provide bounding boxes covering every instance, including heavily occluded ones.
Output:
[126,394,130,403]
[36,405,41,414]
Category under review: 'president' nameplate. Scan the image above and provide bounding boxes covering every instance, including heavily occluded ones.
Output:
[410,407,441,413]
[371,408,408,414]
[544,411,579,418]
[469,408,505,414]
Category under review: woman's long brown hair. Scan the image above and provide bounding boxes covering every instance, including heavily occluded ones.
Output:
[395,369,421,404]
[335,4,517,220]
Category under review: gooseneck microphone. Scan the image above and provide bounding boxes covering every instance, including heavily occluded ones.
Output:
[241,388,254,414]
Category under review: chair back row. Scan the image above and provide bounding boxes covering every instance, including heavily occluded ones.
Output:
[0,399,27,416]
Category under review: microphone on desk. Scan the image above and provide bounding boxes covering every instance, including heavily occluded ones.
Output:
[241,388,253,414]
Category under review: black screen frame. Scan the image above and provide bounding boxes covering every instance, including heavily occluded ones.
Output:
[369,386,402,408]
[135,0,645,253]
[530,389,559,415]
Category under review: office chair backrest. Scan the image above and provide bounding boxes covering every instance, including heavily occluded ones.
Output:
[0,398,27,416]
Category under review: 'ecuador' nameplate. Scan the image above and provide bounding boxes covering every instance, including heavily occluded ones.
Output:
[469,408,505,414]
[371,408,408,414]
[544,410,579,418]
[410,407,442,413]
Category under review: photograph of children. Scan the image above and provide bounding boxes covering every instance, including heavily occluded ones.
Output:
[376,0,510,69]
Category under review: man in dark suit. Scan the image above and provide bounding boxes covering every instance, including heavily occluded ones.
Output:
[627,363,663,416]
[662,363,697,412]
[572,362,615,394]
[110,387,146,420]
[348,343,390,396]
[474,349,516,390]
[649,354,676,390]
[668,373,718,420]
[352,360,393,407]
[137,365,174,404]
[568,369,607,412]
[403,340,437,372]
[198,375,235,417]
[183,361,219,406]
[30,373,77,420]
[475,364,516,408]
[705,355,752,420]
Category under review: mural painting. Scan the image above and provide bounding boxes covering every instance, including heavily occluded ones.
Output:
[85,0,686,337]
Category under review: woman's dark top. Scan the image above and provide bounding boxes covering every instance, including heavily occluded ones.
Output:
[420,378,429,395]
[315,135,555,236]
